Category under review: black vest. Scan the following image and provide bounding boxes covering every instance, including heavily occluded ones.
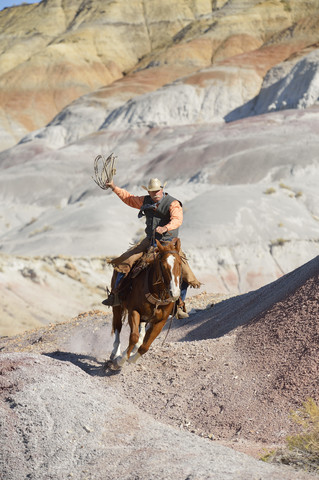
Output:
[139,193,182,241]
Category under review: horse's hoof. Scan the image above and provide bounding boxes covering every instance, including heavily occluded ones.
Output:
[112,357,123,370]
[104,359,114,369]
[128,352,141,365]
[104,359,122,372]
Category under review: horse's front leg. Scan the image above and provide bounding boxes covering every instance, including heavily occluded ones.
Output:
[129,316,166,364]
[114,310,140,368]
[128,322,146,363]
[110,305,123,361]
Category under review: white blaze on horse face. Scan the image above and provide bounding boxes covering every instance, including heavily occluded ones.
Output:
[167,254,180,300]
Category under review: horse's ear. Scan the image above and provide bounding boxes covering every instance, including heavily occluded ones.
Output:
[156,239,163,251]
[174,237,181,251]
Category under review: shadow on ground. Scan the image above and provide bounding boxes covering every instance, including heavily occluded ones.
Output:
[43,351,121,377]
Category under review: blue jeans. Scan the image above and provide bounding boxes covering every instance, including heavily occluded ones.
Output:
[181,280,188,302]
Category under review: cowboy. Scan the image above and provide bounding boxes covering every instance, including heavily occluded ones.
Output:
[102,177,201,318]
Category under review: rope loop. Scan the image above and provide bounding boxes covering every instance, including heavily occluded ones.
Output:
[92,152,117,190]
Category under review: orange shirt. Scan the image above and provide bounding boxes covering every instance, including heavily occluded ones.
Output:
[113,186,183,232]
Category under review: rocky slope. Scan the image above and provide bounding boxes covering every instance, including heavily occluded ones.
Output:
[1,256,319,479]
[2,352,313,480]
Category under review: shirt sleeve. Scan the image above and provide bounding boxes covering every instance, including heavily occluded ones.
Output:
[166,200,183,231]
[112,186,144,210]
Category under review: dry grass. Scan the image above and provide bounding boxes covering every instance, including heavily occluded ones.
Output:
[263,187,276,194]
[262,398,319,473]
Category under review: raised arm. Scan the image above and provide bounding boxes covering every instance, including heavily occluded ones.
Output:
[106,180,144,209]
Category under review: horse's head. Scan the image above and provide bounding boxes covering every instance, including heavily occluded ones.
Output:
[156,238,182,301]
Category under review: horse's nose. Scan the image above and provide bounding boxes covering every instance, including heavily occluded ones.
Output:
[170,285,180,301]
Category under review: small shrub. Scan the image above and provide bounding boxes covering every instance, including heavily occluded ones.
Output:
[261,398,319,473]
[20,267,39,283]
[26,217,37,227]
[29,225,52,237]
[264,187,276,195]
[287,398,319,457]
[276,238,286,246]
[279,182,292,191]
[280,0,292,12]
[271,238,288,247]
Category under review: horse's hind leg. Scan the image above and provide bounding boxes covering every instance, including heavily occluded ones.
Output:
[110,305,123,361]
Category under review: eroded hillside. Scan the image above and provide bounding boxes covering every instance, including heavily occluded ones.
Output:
[1,0,319,149]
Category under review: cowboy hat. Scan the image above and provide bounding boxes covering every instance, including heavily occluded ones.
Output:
[142,178,167,191]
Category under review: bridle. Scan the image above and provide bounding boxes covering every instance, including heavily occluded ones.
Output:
[144,250,181,308]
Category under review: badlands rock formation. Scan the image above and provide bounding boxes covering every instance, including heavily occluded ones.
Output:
[1,0,319,148]
[0,253,114,336]
[1,0,319,333]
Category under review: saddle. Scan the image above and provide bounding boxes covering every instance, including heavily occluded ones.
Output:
[130,248,158,279]
[115,250,156,302]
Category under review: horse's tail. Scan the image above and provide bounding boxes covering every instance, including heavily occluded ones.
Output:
[120,306,128,324]
[111,305,128,335]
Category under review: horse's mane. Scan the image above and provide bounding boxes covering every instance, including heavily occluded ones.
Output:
[139,248,159,268]
[132,241,181,276]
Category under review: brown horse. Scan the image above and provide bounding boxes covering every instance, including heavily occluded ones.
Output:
[109,238,182,368]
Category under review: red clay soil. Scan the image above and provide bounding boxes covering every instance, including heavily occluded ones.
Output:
[236,273,319,406]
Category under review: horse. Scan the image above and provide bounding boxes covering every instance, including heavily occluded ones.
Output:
[109,237,182,369]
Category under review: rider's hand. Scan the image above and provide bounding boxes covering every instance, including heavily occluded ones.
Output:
[106,180,115,190]
[156,226,168,235]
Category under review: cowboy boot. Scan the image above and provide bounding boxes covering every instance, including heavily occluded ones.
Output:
[176,298,189,319]
[102,291,121,307]
[175,281,189,318]
[102,271,125,307]
[176,306,189,319]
